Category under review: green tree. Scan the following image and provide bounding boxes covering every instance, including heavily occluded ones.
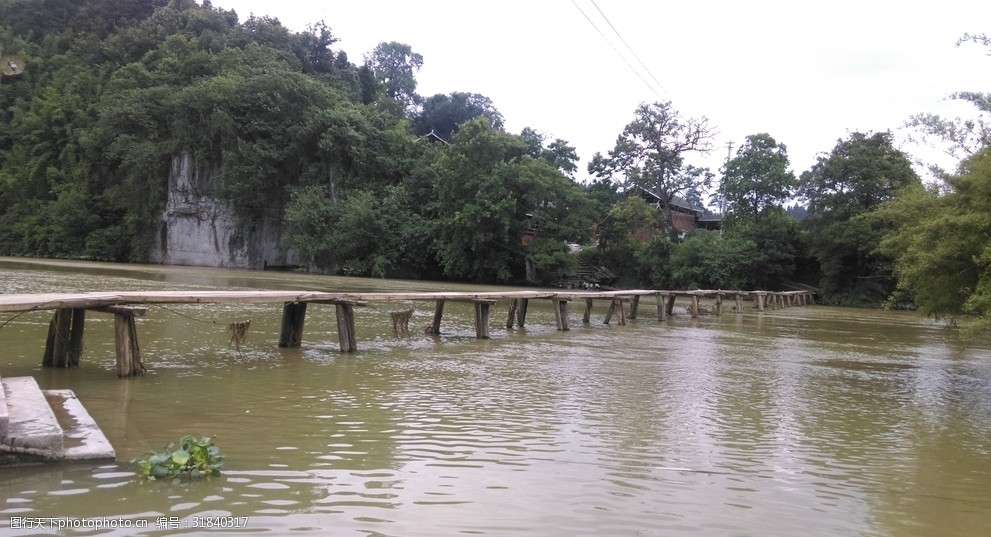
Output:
[364,41,423,112]
[669,230,757,290]
[428,118,595,283]
[590,101,715,239]
[413,91,504,141]
[283,183,433,277]
[798,131,921,305]
[721,133,795,221]
[721,209,806,289]
[879,147,991,332]
[519,127,579,178]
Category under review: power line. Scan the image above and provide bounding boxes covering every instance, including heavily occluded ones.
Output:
[588,0,669,97]
[569,0,664,99]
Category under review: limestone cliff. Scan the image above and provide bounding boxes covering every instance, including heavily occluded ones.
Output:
[149,153,302,269]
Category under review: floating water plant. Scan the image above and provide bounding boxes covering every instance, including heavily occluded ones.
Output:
[134,436,224,480]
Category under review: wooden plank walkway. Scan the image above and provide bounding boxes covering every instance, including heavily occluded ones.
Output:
[1,288,815,378]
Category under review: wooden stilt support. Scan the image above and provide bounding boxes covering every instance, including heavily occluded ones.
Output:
[506,299,519,329]
[604,299,627,325]
[335,303,357,352]
[474,302,491,339]
[553,299,570,331]
[583,298,593,323]
[43,309,71,367]
[691,295,700,318]
[68,309,85,367]
[114,312,144,377]
[756,293,765,312]
[736,294,744,313]
[278,302,307,348]
[431,300,445,335]
[604,299,617,324]
[656,293,667,321]
[43,308,86,368]
[629,296,640,320]
[666,294,676,316]
[516,298,528,328]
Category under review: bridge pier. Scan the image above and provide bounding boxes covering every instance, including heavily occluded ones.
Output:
[553,299,570,331]
[278,302,307,348]
[425,300,444,336]
[113,310,144,377]
[604,298,628,325]
[655,292,667,321]
[335,303,357,352]
[475,301,492,338]
[43,308,85,368]
[42,306,146,376]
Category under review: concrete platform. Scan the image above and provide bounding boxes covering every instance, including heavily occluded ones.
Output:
[1,376,115,465]
[44,389,116,461]
[2,376,63,456]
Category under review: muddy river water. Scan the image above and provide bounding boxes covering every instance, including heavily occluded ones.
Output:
[1,258,990,536]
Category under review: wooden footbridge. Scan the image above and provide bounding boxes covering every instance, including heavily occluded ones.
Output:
[0,289,814,378]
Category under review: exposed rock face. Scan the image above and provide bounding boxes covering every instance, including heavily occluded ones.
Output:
[149,153,301,269]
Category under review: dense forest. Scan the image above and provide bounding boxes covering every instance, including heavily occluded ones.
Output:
[0,1,989,330]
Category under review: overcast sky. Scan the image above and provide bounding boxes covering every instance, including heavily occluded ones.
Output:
[208,0,990,182]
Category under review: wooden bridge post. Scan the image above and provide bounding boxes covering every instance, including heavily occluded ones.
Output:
[714,294,722,315]
[431,300,445,335]
[690,294,700,318]
[68,308,85,366]
[506,299,518,329]
[736,294,744,313]
[629,296,640,320]
[553,299,570,331]
[665,294,676,316]
[278,302,307,348]
[335,303,357,352]
[43,308,85,368]
[113,310,144,377]
[756,293,765,312]
[515,298,528,327]
[604,299,627,325]
[656,293,667,321]
[583,298,593,323]
[474,302,491,339]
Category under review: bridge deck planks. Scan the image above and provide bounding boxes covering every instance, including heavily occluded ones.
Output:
[0,289,814,313]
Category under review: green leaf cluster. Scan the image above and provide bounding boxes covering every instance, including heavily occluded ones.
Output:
[798,132,921,305]
[879,147,991,331]
[133,435,224,481]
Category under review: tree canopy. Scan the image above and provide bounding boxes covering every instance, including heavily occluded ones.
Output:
[5,0,991,331]
[412,91,504,142]
[798,131,921,304]
[589,101,715,238]
[721,133,795,222]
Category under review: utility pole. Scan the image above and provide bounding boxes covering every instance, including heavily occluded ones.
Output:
[721,141,733,216]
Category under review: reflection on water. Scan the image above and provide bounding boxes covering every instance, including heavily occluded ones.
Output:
[2,257,991,536]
